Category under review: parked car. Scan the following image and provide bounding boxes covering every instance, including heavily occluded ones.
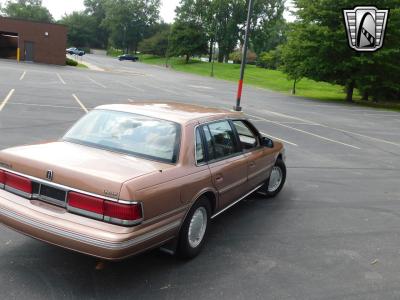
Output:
[0,102,286,260]
[66,47,85,56]
[118,54,139,61]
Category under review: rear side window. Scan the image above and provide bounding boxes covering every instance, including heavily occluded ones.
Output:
[195,128,205,164]
[202,126,215,160]
[207,121,239,160]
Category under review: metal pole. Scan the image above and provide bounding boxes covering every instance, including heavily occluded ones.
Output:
[234,0,254,111]
[210,41,215,77]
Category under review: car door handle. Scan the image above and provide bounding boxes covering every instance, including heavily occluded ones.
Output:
[249,161,256,167]
[215,174,223,182]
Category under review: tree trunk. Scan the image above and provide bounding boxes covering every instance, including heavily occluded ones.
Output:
[345,80,355,103]
[208,39,214,63]
[292,78,297,95]
[185,54,190,64]
[218,52,224,63]
[224,55,229,63]
[361,91,369,101]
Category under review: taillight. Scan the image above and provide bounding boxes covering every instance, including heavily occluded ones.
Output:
[67,192,104,218]
[4,172,32,196]
[67,191,143,226]
[0,170,5,187]
[104,201,142,224]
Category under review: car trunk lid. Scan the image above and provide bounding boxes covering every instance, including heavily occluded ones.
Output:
[0,141,172,198]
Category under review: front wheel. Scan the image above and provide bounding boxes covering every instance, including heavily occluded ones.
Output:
[177,196,211,259]
[263,158,286,198]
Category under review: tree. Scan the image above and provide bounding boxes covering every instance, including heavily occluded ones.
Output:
[281,0,400,102]
[168,21,208,63]
[84,0,109,48]
[257,46,282,70]
[138,28,170,57]
[60,12,97,48]
[102,0,161,53]
[212,0,246,62]
[280,27,307,95]
[175,0,215,61]
[355,7,400,102]
[2,0,53,22]
[251,0,286,54]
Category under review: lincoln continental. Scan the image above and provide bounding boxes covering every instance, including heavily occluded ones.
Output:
[0,102,286,259]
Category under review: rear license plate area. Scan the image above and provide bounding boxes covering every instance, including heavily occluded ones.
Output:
[39,184,67,207]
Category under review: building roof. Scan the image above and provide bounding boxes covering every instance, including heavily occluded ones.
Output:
[0,16,67,27]
[96,102,243,124]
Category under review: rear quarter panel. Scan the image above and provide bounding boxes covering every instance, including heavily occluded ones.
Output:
[119,122,215,225]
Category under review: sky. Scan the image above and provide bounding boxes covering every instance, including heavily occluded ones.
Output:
[1,0,294,22]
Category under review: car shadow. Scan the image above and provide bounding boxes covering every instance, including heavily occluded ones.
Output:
[0,187,294,299]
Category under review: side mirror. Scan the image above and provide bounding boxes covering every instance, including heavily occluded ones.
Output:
[261,136,274,148]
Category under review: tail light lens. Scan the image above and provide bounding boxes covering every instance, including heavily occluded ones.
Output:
[1,171,32,197]
[68,192,104,217]
[0,170,5,186]
[104,201,142,224]
[67,191,143,226]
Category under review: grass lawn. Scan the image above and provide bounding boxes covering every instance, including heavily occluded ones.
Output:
[77,62,88,68]
[134,54,400,111]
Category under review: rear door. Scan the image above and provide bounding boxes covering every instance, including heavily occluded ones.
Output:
[202,120,248,210]
[232,120,275,189]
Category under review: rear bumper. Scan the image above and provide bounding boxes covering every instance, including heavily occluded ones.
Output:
[0,190,182,260]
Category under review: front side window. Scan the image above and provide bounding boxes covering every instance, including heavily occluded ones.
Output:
[232,120,259,150]
[63,109,180,163]
[207,120,239,160]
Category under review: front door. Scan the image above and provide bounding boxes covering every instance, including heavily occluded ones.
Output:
[232,120,275,189]
[24,41,34,62]
[202,121,248,209]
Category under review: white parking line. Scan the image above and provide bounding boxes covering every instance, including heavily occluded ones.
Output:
[72,94,88,113]
[246,113,360,150]
[323,125,400,148]
[9,102,82,110]
[255,109,400,148]
[118,81,145,92]
[0,89,15,112]
[189,85,213,90]
[19,71,26,81]
[161,88,179,95]
[259,132,298,147]
[261,109,321,125]
[87,76,106,88]
[57,73,66,85]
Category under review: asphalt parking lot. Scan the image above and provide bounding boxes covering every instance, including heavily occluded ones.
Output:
[1,55,400,299]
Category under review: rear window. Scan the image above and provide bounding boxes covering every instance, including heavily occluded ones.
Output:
[63,110,180,163]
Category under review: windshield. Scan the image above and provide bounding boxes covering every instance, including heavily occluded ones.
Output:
[63,110,180,163]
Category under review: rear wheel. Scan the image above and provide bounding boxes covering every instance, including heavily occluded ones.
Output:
[177,196,211,259]
[263,158,286,198]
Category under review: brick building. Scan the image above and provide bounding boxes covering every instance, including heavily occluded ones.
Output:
[0,17,67,65]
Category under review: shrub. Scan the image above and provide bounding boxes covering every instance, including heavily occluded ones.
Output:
[66,58,78,66]
[229,49,257,65]
[257,47,282,70]
[106,47,124,57]
[138,30,170,57]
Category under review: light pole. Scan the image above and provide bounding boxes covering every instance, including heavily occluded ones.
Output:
[234,0,254,111]
[210,41,215,77]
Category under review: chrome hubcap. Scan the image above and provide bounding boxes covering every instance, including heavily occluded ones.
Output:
[268,166,283,192]
[188,207,207,248]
